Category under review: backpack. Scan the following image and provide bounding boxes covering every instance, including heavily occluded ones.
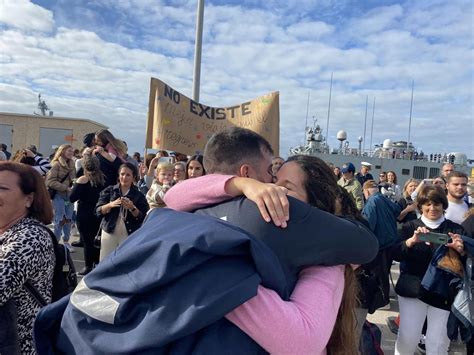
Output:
[360,321,384,355]
[25,223,77,306]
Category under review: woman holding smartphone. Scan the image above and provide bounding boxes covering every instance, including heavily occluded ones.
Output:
[95,163,149,261]
[392,185,465,354]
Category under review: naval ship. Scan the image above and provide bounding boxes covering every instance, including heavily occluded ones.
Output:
[290,123,472,188]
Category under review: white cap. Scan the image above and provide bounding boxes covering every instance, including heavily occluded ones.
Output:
[361,161,372,168]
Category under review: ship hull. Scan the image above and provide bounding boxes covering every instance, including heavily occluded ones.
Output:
[303,152,471,187]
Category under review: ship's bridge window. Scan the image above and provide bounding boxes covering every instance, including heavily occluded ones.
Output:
[413,166,428,180]
[429,168,440,178]
[401,169,410,175]
[375,165,382,169]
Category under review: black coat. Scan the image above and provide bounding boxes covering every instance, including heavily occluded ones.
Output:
[95,184,149,235]
[392,218,465,310]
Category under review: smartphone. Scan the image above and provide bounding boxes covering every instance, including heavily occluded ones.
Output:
[423,179,433,185]
[158,157,175,164]
[419,232,449,244]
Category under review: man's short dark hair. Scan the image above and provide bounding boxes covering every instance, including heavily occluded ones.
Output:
[446,171,468,183]
[203,127,273,174]
[0,143,6,150]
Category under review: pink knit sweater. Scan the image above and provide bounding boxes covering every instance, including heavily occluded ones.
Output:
[164,174,345,354]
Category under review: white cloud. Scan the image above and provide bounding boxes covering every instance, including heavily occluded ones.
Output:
[348,4,403,38]
[0,0,54,32]
[286,21,334,40]
[0,0,472,158]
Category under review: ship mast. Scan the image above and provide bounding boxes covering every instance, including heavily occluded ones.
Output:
[363,95,368,154]
[369,97,375,155]
[325,72,333,146]
[304,90,310,144]
[407,80,414,157]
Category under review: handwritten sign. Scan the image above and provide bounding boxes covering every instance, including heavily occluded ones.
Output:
[145,78,280,155]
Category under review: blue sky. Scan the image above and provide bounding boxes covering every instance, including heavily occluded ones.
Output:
[0,0,472,157]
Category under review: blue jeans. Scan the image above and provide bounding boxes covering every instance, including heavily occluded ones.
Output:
[52,194,74,242]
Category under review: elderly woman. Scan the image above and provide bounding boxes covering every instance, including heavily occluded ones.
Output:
[0,162,55,354]
[392,185,465,354]
[96,162,149,261]
[173,161,186,184]
[45,144,76,250]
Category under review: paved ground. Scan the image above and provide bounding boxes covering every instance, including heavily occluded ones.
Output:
[67,233,467,354]
[366,264,465,354]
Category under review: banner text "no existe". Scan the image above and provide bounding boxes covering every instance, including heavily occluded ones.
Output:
[164,85,251,120]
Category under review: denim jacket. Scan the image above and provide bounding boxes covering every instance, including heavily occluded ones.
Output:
[95,184,149,234]
[447,237,474,341]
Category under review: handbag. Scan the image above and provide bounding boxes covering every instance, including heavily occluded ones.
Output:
[0,299,20,355]
[395,273,422,298]
[47,172,70,200]
[93,221,104,249]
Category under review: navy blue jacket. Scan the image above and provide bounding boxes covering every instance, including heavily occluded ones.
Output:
[34,208,290,354]
[35,198,379,354]
[196,196,379,288]
[447,236,474,341]
[362,192,401,250]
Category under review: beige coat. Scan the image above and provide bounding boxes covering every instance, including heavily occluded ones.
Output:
[45,157,76,194]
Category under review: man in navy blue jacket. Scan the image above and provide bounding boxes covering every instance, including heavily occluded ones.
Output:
[360,179,401,327]
[35,127,378,354]
[362,180,401,250]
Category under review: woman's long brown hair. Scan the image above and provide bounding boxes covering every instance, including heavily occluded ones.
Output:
[286,156,359,355]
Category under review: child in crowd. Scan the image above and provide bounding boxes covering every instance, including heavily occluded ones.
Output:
[146,162,174,209]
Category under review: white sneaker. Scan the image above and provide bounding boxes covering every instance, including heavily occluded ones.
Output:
[71,224,80,236]
[63,242,75,253]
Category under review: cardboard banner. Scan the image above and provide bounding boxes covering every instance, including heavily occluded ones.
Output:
[145,78,280,156]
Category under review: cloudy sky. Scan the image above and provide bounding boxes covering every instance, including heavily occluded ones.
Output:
[0,0,472,157]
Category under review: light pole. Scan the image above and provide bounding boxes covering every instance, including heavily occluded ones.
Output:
[192,0,205,102]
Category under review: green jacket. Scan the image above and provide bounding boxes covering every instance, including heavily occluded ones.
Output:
[338,177,364,210]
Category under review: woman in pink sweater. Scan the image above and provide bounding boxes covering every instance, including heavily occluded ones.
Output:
[165,155,359,354]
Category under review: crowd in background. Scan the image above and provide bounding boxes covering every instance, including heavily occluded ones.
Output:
[1,128,474,355]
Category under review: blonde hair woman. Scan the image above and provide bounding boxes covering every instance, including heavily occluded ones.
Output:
[45,144,76,250]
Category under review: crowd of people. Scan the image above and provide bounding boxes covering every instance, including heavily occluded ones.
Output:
[0,127,473,354]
